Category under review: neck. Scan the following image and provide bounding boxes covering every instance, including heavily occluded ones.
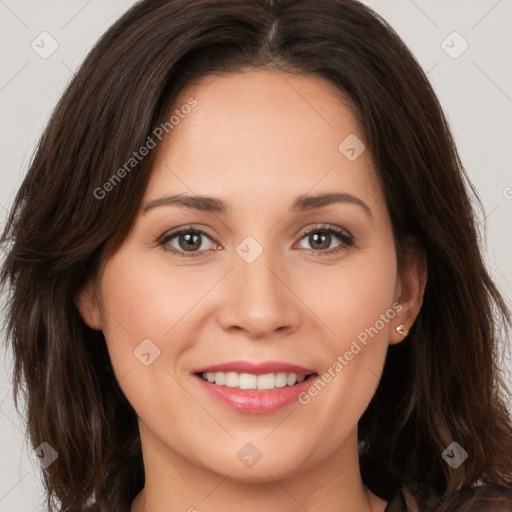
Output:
[130,424,387,512]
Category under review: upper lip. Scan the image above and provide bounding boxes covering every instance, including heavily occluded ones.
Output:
[193,360,316,376]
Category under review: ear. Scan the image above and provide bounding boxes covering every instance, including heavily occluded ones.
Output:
[390,243,427,345]
[75,278,102,330]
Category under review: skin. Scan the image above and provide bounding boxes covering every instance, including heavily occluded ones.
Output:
[78,70,426,512]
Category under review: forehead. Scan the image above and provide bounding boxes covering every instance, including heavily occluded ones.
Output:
[146,70,383,215]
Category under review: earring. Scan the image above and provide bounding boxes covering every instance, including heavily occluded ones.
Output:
[395,324,408,336]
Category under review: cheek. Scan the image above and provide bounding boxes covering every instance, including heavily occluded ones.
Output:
[294,242,398,424]
[95,253,200,420]
[331,267,397,347]
[94,252,197,394]
[306,242,398,352]
[98,251,209,345]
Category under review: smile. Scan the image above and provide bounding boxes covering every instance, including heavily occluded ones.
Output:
[192,361,318,413]
[199,371,312,391]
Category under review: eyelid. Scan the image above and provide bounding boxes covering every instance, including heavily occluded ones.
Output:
[157,224,218,243]
[294,223,354,253]
[158,223,354,258]
[157,224,220,258]
[297,223,353,241]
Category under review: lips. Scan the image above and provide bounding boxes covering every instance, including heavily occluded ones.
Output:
[193,360,315,376]
[192,360,318,414]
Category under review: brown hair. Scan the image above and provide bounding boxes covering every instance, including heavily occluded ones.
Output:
[2,0,511,510]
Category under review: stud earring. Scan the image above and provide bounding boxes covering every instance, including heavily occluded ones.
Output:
[395,324,408,336]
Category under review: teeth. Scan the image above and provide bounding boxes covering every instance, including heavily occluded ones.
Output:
[225,371,238,387]
[257,373,276,390]
[275,372,288,388]
[200,371,308,390]
[238,373,257,390]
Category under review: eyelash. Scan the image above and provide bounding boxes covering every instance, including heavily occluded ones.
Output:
[157,224,354,259]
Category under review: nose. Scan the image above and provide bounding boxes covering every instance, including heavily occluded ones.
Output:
[216,251,303,339]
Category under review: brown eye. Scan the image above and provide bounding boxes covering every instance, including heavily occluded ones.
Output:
[297,225,354,254]
[177,232,202,251]
[307,231,334,250]
[159,228,218,257]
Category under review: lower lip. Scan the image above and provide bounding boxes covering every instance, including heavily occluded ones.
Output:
[194,374,318,414]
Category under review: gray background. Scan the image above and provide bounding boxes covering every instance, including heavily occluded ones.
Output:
[1,1,511,510]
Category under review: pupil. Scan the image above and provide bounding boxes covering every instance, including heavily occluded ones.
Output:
[311,232,330,250]
[181,233,200,251]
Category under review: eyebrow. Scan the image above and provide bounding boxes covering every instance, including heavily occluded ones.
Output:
[143,192,372,217]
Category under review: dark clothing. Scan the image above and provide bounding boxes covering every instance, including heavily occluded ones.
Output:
[384,489,409,511]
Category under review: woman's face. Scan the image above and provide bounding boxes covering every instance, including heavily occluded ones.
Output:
[79,70,422,483]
